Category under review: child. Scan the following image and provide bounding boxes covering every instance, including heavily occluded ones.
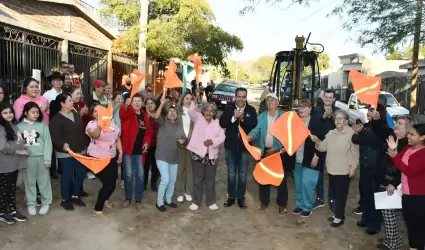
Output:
[17,102,53,216]
[388,124,425,250]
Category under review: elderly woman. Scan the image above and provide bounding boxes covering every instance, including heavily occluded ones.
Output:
[311,109,359,227]
[186,91,225,211]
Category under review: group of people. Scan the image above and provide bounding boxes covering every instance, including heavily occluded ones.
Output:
[1,67,425,250]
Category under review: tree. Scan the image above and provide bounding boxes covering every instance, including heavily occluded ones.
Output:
[100,0,243,67]
[225,60,249,82]
[302,46,330,76]
[250,56,275,83]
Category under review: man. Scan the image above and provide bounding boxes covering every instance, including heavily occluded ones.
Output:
[86,80,108,108]
[248,93,293,214]
[141,83,161,100]
[219,88,257,209]
[311,89,338,211]
[68,64,81,88]
[60,61,69,75]
[43,71,64,103]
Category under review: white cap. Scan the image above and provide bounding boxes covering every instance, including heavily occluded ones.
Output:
[266,93,278,101]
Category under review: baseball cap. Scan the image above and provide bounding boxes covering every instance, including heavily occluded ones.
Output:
[266,93,278,101]
[93,80,105,88]
[146,83,153,87]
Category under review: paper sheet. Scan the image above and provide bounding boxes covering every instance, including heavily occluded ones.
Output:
[374,191,402,210]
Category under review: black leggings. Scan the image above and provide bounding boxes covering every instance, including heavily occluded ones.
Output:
[144,147,159,186]
[328,174,350,220]
[0,170,18,214]
[94,156,118,211]
[402,195,425,249]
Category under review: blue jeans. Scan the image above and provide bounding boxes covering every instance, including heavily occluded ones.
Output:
[123,154,144,201]
[294,163,319,212]
[225,150,250,201]
[58,157,86,201]
[156,160,178,206]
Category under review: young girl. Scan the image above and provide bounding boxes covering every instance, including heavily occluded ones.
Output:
[112,92,124,188]
[17,102,53,216]
[144,97,160,192]
[0,104,28,224]
[388,124,425,250]
[153,94,187,212]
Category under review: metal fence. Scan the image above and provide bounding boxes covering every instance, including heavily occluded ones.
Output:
[68,42,108,97]
[331,75,425,114]
[0,25,61,101]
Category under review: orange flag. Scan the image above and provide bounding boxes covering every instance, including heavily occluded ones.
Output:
[238,125,261,161]
[269,111,311,156]
[164,61,183,89]
[130,69,145,99]
[96,103,114,132]
[68,150,111,174]
[188,54,202,84]
[253,152,284,186]
[349,69,382,108]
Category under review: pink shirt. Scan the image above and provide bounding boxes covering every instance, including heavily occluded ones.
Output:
[401,147,422,195]
[186,103,225,160]
[86,120,120,158]
[13,94,50,125]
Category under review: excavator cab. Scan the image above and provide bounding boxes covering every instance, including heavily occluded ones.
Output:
[268,33,324,111]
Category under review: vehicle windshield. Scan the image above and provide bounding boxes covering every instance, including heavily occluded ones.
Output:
[380,93,400,107]
[215,84,237,93]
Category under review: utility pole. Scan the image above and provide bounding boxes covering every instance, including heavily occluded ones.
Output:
[410,0,423,114]
[138,0,148,73]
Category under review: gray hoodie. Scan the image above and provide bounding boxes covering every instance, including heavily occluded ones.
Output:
[0,125,28,174]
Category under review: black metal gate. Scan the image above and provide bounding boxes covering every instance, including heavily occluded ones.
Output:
[112,54,137,91]
[0,25,61,101]
[68,42,108,97]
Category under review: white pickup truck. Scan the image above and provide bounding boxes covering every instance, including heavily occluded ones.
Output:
[335,91,409,125]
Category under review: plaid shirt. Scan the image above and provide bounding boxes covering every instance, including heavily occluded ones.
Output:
[150,117,159,146]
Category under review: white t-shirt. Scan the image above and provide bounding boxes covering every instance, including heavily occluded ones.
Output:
[182,106,191,137]
[43,88,62,103]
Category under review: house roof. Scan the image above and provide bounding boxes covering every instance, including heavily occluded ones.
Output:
[37,0,118,39]
[375,71,408,78]
[399,59,425,69]
[338,53,364,59]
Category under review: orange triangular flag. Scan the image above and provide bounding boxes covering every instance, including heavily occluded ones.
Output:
[349,69,382,108]
[253,152,284,186]
[269,111,311,156]
[164,61,183,89]
[96,103,114,132]
[130,69,145,99]
[68,149,111,174]
[188,54,202,84]
[238,125,261,161]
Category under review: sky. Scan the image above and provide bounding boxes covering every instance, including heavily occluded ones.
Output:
[86,0,383,66]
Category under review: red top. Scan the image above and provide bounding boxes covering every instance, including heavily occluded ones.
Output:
[119,106,152,165]
[392,146,425,195]
[149,117,159,146]
[74,101,91,128]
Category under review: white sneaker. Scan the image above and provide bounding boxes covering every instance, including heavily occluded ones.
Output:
[28,206,36,216]
[38,205,50,215]
[209,204,219,211]
[189,203,199,211]
[87,172,96,180]
[184,193,192,202]
[177,196,184,203]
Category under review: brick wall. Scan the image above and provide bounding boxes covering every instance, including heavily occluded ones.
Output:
[1,0,110,45]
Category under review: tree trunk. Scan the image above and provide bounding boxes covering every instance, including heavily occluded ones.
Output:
[410,0,423,114]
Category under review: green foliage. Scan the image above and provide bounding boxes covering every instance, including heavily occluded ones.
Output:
[331,0,420,53]
[225,60,250,82]
[240,0,309,15]
[100,0,243,67]
[250,56,275,82]
[303,46,330,76]
[385,45,425,60]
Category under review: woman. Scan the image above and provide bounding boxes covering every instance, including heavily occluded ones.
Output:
[86,104,122,217]
[387,124,425,250]
[49,94,89,211]
[176,92,194,203]
[104,85,113,102]
[311,109,359,227]
[13,78,50,125]
[377,116,413,250]
[0,85,10,105]
[112,91,124,187]
[186,92,225,211]
[0,104,29,224]
[153,94,186,212]
[144,97,160,191]
[292,99,323,218]
[119,93,151,210]
[352,105,391,235]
